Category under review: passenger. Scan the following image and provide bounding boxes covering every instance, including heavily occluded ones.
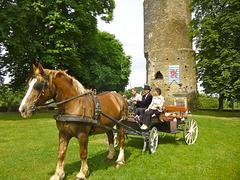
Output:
[141,87,165,130]
[133,85,153,121]
[123,88,142,112]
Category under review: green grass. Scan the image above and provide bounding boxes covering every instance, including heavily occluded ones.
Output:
[0,111,239,180]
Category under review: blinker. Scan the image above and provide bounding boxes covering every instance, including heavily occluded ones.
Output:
[34,81,44,92]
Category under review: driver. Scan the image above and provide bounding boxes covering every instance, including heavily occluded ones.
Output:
[132,85,152,121]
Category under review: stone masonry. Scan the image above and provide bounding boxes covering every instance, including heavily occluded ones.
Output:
[144,0,197,111]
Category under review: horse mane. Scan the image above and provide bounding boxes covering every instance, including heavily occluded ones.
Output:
[45,69,88,94]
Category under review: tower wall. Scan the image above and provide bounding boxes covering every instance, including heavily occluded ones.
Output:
[144,0,197,111]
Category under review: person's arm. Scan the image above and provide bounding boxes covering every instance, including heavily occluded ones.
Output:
[159,96,165,108]
[141,94,152,107]
[136,94,142,101]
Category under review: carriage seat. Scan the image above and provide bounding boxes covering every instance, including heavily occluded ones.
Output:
[151,106,188,122]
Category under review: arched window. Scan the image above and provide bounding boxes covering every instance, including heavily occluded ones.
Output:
[155,71,163,80]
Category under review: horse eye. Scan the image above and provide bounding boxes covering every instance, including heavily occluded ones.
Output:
[34,81,44,92]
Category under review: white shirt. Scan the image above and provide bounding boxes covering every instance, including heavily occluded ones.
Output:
[148,95,165,111]
[127,93,142,104]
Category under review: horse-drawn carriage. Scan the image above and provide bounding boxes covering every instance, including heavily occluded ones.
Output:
[111,105,198,154]
[19,64,198,180]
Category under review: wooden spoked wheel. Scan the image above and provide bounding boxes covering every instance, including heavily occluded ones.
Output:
[184,118,198,145]
[149,126,159,154]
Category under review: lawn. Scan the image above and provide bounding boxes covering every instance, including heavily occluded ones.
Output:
[0,111,239,180]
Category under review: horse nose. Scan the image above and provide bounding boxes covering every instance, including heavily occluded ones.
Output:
[19,107,26,114]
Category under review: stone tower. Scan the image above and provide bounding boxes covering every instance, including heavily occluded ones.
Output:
[144,0,197,111]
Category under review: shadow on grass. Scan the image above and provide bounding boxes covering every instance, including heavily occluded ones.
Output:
[48,148,132,179]
[124,133,182,153]
[47,132,185,179]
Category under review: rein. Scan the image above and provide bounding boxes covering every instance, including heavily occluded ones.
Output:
[30,73,93,111]
[37,91,94,110]
[31,73,128,134]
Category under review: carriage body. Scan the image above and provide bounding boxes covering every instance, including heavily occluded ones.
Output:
[124,106,198,153]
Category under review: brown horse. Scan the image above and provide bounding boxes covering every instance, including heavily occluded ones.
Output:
[19,63,128,180]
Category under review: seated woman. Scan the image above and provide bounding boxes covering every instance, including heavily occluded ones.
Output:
[141,88,165,130]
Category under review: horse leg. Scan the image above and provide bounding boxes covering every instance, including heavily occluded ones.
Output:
[50,131,71,180]
[76,133,89,180]
[106,130,115,162]
[115,125,125,168]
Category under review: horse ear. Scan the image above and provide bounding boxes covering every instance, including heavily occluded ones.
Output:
[38,63,44,74]
[33,64,37,73]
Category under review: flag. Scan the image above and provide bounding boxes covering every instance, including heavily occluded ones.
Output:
[169,65,179,85]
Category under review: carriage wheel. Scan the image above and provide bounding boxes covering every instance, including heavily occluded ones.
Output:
[183,118,198,145]
[149,126,159,154]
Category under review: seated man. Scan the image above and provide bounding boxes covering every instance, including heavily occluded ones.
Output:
[141,87,165,130]
[133,85,152,121]
[123,88,142,112]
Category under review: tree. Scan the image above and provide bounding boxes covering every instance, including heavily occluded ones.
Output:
[0,84,25,111]
[71,31,131,92]
[119,86,143,99]
[0,0,131,91]
[197,92,219,109]
[190,0,240,111]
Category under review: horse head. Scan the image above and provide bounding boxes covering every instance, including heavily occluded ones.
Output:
[19,63,55,118]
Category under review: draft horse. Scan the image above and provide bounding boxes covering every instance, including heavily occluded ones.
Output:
[19,64,128,180]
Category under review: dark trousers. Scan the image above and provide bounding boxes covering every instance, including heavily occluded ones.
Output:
[135,107,147,122]
[135,107,147,117]
[142,109,161,126]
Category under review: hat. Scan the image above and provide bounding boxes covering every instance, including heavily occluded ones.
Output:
[144,85,151,91]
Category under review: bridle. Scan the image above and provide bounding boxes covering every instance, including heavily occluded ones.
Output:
[29,73,94,112]
[30,73,54,112]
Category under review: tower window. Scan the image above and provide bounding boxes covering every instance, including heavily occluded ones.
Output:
[155,71,163,80]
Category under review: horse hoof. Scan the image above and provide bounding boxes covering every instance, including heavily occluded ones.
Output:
[106,158,114,162]
[115,163,124,168]
[75,178,85,180]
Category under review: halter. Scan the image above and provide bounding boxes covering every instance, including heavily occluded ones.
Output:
[30,74,54,112]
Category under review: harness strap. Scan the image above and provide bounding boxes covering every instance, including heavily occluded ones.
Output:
[37,91,93,110]
[91,92,101,120]
[86,95,93,119]
[54,114,98,125]
[83,94,86,117]
[53,114,126,134]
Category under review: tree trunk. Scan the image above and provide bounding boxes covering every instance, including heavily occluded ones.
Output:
[7,104,11,112]
[218,94,224,111]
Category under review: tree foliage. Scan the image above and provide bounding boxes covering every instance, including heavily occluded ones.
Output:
[190,0,240,110]
[0,0,131,91]
[119,86,143,99]
[0,84,24,108]
[72,31,131,92]
[197,92,219,109]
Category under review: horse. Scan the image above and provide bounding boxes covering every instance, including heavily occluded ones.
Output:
[19,63,128,180]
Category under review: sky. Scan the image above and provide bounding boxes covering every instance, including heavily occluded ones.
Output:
[97,0,145,89]
[3,0,146,86]
[97,0,204,93]
[4,0,203,92]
